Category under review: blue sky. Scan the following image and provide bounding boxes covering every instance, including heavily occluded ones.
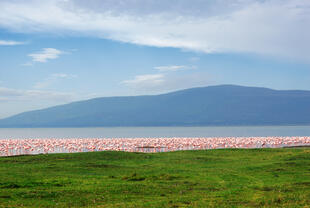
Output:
[0,0,310,118]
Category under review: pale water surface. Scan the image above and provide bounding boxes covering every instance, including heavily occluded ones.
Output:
[1,126,310,139]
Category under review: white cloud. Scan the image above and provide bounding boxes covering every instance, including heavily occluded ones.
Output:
[21,62,34,66]
[0,85,99,119]
[0,40,25,46]
[122,72,213,93]
[0,87,23,97]
[0,87,77,119]
[122,74,165,88]
[28,48,63,63]
[189,57,200,62]
[52,73,77,78]
[0,0,309,61]
[154,65,195,72]
[34,73,77,89]
[0,87,74,102]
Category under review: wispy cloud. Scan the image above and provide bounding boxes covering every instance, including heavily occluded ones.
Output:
[0,86,77,118]
[34,73,77,89]
[189,57,200,62]
[154,65,195,72]
[0,0,309,60]
[21,62,34,66]
[0,87,22,97]
[0,40,25,46]
[28,48,63,63]
[0,87,75,102]
[0,85,99,118]
[52,73,77,79]
[122,72,213,93]
[122,74,165,88]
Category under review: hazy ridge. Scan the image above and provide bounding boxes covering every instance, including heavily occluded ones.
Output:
[1,85,310,127]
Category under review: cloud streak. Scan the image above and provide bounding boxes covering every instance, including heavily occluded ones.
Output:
[122,74,164,89]
[122,72,213,94]
[0,85,98,118]
[0,40,25,46]
[0,87,75,102]
[154,65,195,72]
[0,0,309,61]
[28,48,63,63]
[0,86,79,119]
[34,73,77,89]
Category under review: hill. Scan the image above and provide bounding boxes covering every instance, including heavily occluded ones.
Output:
[1,85,310,127]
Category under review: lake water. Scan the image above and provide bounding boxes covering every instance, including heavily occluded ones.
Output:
[1,126,310,139]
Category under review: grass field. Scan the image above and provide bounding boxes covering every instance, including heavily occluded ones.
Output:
[0,148,310,207]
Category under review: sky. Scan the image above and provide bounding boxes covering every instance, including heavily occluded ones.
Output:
[0,0,310,119]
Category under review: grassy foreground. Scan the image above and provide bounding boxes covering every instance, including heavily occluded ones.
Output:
[0,148,309,208]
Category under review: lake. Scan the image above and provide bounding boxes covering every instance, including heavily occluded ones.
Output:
[1,126,310,139]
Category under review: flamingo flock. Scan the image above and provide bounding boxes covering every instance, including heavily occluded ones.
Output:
[0,137,309,156]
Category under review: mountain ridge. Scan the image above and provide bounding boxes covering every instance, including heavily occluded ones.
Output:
[1,85,310,127]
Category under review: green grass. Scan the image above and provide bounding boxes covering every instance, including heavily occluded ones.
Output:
[0,148,310,207]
